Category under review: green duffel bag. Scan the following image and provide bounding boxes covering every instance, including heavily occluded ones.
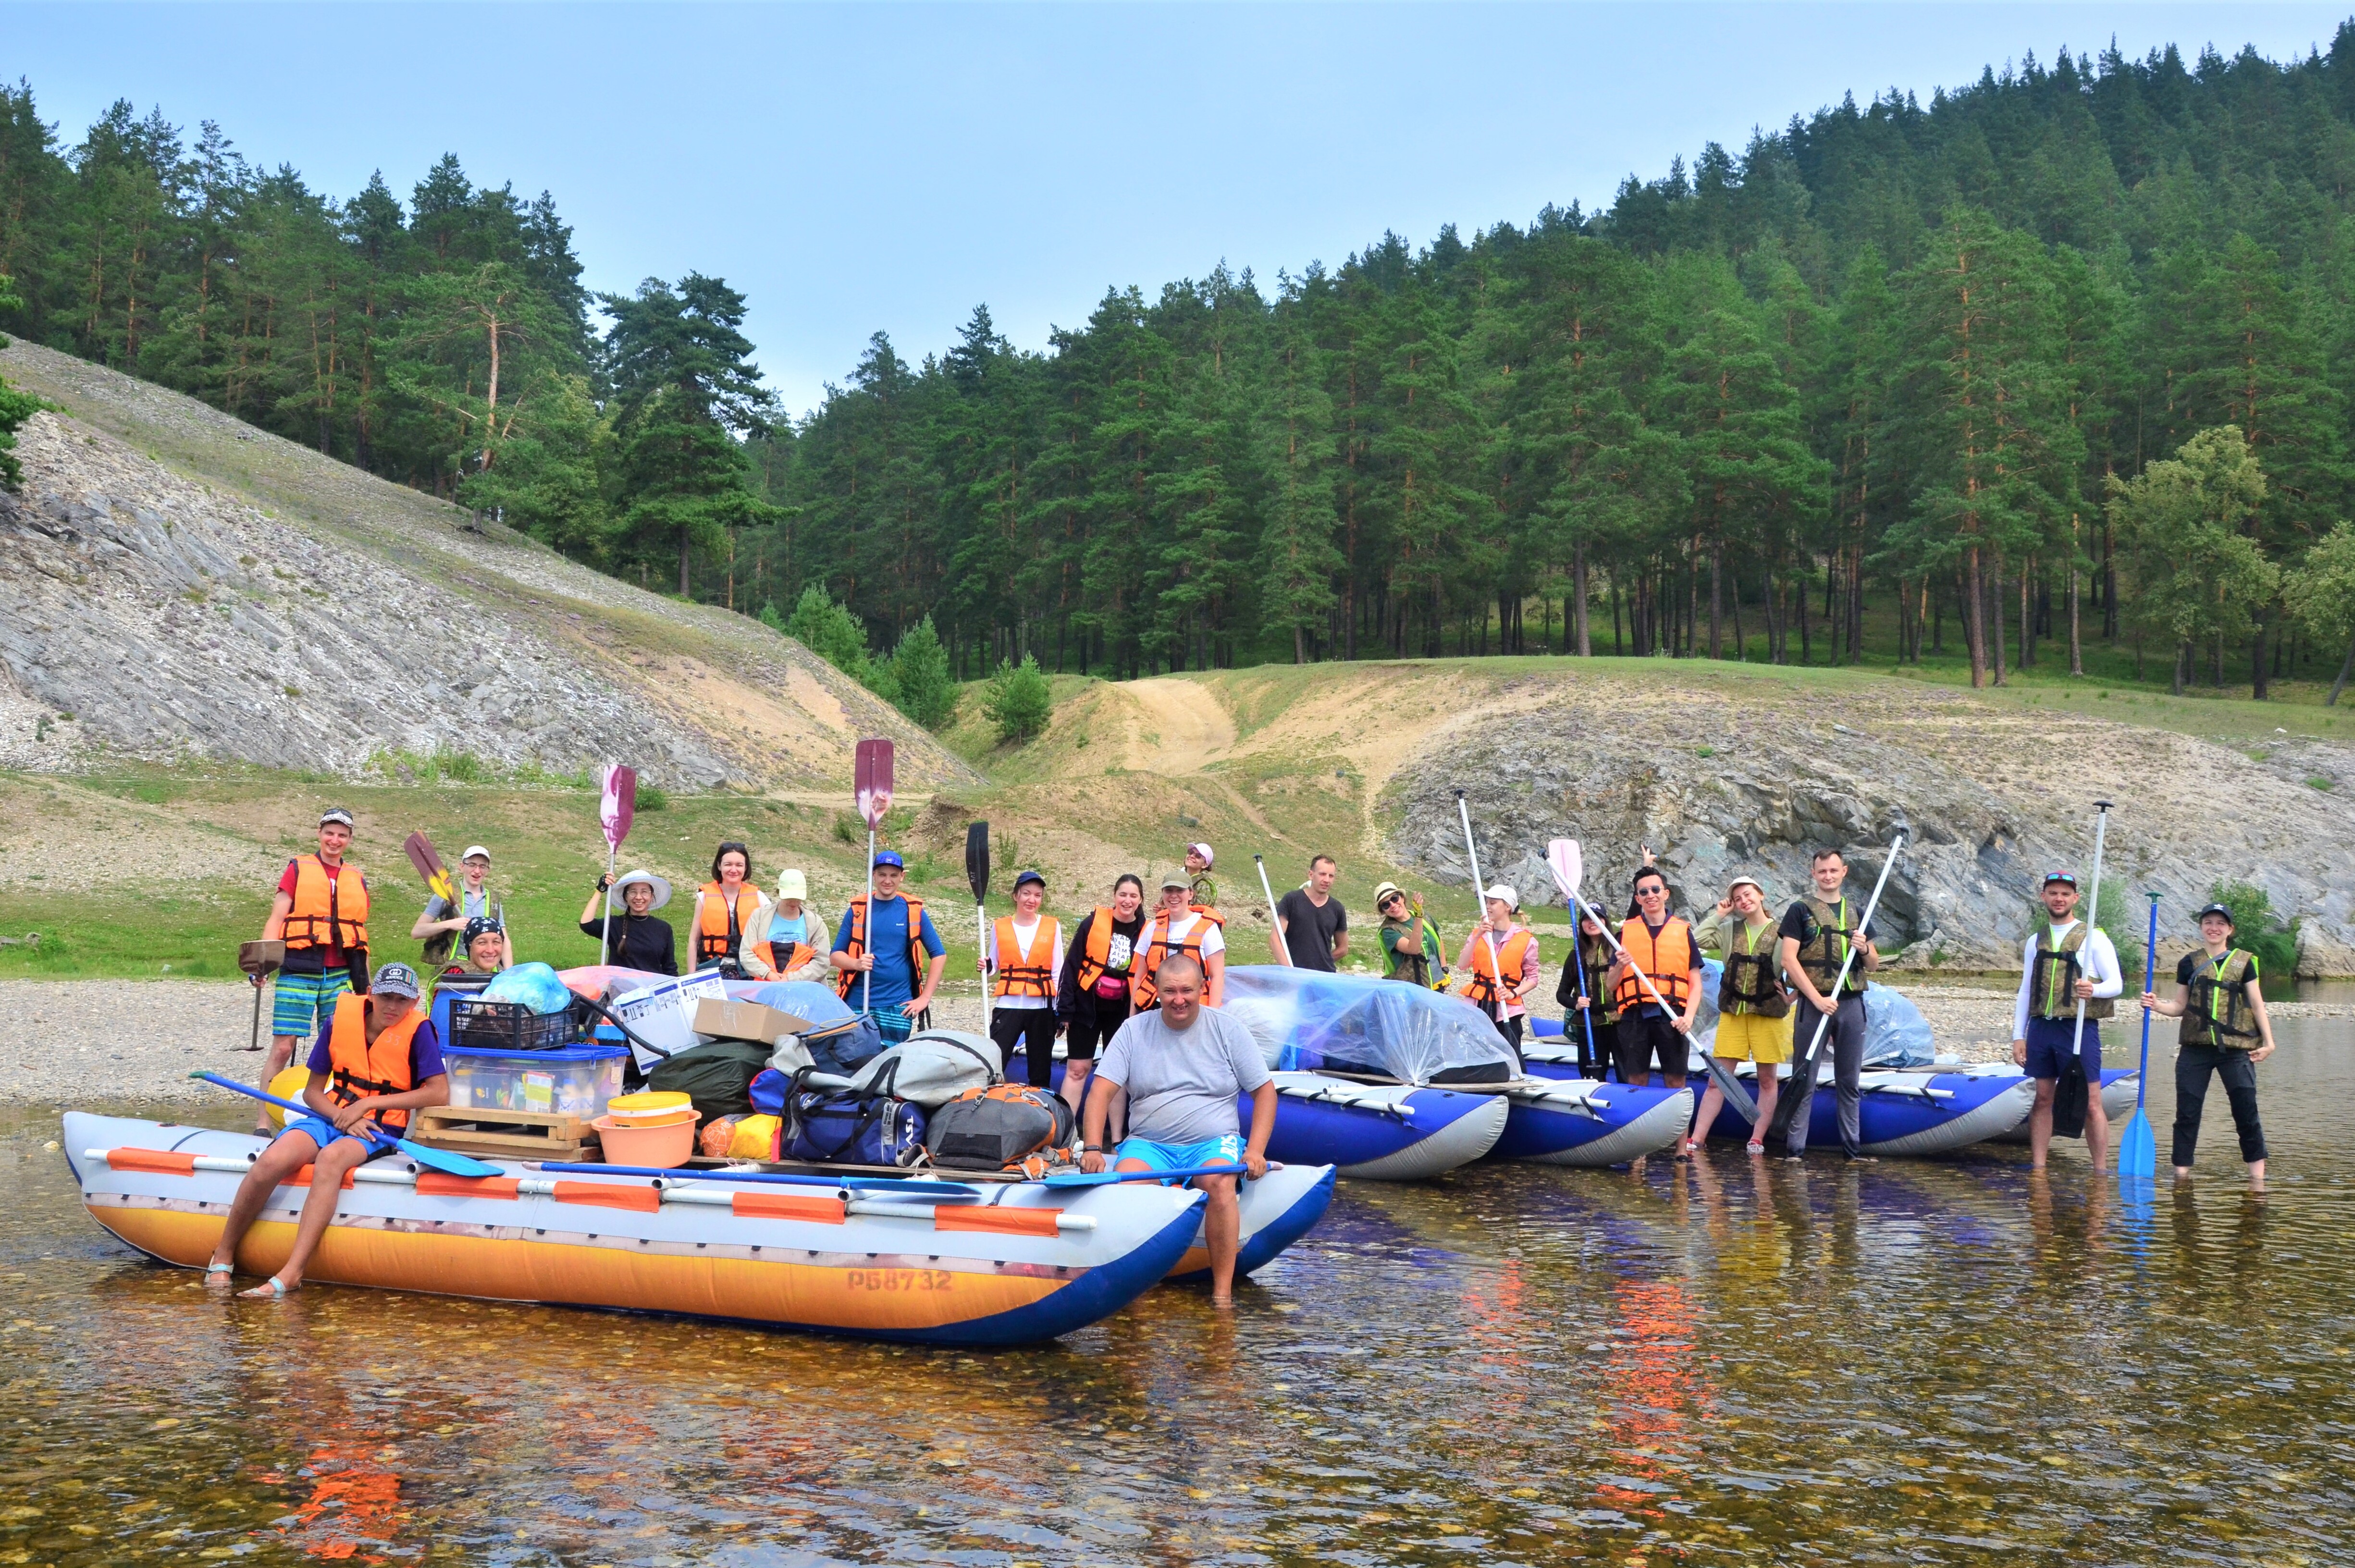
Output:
[644,1038,776,1129]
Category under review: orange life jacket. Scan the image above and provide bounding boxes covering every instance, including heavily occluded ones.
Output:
[1072,907,1137,993]
[1614,917,1696,1013]
[695,882,759,967]
[832,894,930,1001]
[1132,906,1225,1010]
[1461,928,1537,1009]
[991,915,1061,1000]
[324,992,427,1129]
[283,854,369,953]
[761,909,818,975]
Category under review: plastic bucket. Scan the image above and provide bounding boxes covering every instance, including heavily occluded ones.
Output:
[606,1090,693,1126]
[591,1110,703,1168]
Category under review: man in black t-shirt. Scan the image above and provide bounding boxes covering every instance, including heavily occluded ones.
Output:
[1273,855,1348,971]
[1773,847,1881,1160]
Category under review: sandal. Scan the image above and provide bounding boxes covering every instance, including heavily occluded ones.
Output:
[237,1276,296,1299]
[203,1262,235,1287]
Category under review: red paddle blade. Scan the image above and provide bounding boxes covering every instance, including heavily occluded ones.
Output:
[855,738,895,829]
[601,764,637,850]
[404,831,446,887]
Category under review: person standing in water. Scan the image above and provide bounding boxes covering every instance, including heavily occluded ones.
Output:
[1775,848,1883,1162]
[2141,901,2277,1187]
[983,870,1064,1089]
[256,808,371,1137]
[1055,875,1149,1117]
[2009,870,2122,1173]
[1692,874,1790,1156]
[1555,907,1619,1081]
[1609,867,1704,1091]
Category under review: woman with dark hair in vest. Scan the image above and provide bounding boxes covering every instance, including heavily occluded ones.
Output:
[689,841,769,974]
[982,870,1063,1088]
[2142,901,2278,1188]
[1053,874,1147,1116]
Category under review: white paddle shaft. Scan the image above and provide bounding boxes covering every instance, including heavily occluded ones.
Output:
[977,902,992,1034]
[1800,833,1907,1062]
[1256,855,1293,967]
[1455,792,1508,1022]
[2071,806,2111,1064]
[863,831,875,1015]
[1571,886,1758,1122]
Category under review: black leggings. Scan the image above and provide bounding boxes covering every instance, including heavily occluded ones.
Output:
[2172,1042,2267,1167]
[991,1008,1060,1090]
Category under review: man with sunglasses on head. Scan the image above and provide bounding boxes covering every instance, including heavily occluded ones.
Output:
[2011,869,2122,1172]
[1606,867,1705,1091]
[1774,847,1884,1161]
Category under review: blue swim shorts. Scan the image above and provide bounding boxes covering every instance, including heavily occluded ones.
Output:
[271,968,350,1039]
[1111,1132,1245,1185]
[2022,1015,2103,1081]
[278,1115,397,1161]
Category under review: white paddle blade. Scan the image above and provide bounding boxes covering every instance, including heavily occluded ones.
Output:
[1546,840,1583,903]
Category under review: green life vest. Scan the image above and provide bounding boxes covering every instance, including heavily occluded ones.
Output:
[2028,921,2115,1022]
[1718,917,1790,1018]
[1575,932,1621,1024]
[1798,896,1866,995]
[2181,948,2261,1049]
[1381,916,1446,989]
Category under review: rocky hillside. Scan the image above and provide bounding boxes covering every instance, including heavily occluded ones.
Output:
[0,340,974,792]
[1387,671,2355,974]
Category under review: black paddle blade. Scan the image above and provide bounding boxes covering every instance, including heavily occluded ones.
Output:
[965,821,990,902]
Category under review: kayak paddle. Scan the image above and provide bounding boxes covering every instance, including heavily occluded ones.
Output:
[598,763,637,963]
[403,831,454,906]
[192,1071,504,1179]
[2072,801,2113,1164]
[1254,854,1293,967]
[557,1162,984,1200]
[2119,892,2161,1181]
[967,821,991,1036]
[1043,1161,1254,1188]
[1455,790,1510,1025]
[854,737,895,1017]
[1541,842,1603,1078]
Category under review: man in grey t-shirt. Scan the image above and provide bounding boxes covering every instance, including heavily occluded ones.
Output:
[1081,953,1277,1306]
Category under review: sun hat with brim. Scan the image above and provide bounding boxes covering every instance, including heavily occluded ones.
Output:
[776,869,809,901]
[1373,881,1407,907]
[2043,870,2079,888]
[2194,901,2236,926]
[610,870,673,910]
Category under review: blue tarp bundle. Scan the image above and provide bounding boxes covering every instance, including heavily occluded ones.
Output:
[1221,965,1516,1084]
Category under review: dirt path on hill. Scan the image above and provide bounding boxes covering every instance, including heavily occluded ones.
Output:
[1117,678,1237,772]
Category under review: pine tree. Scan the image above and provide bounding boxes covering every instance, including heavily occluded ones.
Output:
[1255,318,1342,662]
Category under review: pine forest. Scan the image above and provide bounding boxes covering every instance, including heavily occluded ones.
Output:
[12,31,2355,714]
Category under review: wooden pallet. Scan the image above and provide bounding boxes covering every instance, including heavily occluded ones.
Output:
[411,1106,600,1162]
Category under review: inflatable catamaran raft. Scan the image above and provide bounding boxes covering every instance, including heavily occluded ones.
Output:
[64,1111,1331,1346]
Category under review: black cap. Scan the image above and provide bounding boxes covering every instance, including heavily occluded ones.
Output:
[2194,902,2235,926]
[1012,869,1046,892]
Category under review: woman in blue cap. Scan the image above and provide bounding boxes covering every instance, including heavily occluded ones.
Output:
[830,849,947,1044]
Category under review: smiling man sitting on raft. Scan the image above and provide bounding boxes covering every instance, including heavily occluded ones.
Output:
[204,962,451,1299]
[1079,953,1276,1306]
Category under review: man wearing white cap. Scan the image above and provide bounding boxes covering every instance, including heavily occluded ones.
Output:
[413,844,498,967]
[1454,883,1541,1053]
[742,869,833,982]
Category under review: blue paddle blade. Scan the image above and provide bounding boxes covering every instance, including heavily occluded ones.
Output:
[1042,1163,1247,1188]
[2119,1108,2157,1181]
[388,1136,506,1179]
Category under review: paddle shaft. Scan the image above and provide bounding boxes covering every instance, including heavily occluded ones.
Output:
[2071,803,2113,1066]
[863,830,875,1014]
[601,842,616,965]
[190,1071,500,1177]
[1455,791,1508,1023]
[1256,855,1293,967]
[1048,1162,1251,1188]
[557,1162,981,1196]
[2136,892,2160,1111]
[1798,833,1906,1064]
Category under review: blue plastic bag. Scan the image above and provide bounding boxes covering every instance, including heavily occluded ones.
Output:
[481,962,575,1016]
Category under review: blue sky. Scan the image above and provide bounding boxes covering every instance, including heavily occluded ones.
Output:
[5,3,2351,414]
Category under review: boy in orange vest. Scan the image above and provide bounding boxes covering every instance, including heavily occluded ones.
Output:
[256,808,371,1135]
[205,962,450,1298]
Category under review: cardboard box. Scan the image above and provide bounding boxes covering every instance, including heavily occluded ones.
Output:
[691,997,815,1045]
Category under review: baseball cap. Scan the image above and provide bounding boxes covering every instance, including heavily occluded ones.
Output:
[873,850,904,870]
[776,868,809,901]
[461,845,491,863]
[1482,883,1519,909]
[1013,869,1047,892]
[2194,901,2236,925]
[1727,874,1766,897]
[2042,870,2079,888]
[370,961,422,999]
[1160,872,1192,890]
[1187,842,1214,867]
[319,807,355,828]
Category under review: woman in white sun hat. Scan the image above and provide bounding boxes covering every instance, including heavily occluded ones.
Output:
[578,869,678,975]
[741,868,834,981]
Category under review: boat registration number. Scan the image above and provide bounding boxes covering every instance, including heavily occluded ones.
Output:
[847,1268,955,1292]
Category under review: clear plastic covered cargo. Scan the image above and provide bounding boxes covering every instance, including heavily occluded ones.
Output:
[1221,965,1518,1085]
[443,1042,628,1119]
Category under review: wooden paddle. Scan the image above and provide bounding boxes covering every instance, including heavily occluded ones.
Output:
[403,831,454,906]
[966,821,992,1035]
[192,1071,504,1179]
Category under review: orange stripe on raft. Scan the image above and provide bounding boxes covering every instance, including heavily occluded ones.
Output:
[731,1191,847,1224]
[105,1148,197,1176]
[934,1206,1063,1238]
[284,1165,357,1190]
[551,1181,662,1214]
[417,1173,522,1199]
[89,1206,1068,1332]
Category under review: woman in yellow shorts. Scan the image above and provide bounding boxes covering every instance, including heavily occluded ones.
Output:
[1690,874,1791,1155]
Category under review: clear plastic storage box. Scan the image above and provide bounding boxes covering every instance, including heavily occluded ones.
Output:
[443,1042,628,1119]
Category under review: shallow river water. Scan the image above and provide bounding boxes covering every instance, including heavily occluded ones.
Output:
[2,1016,2350,1567]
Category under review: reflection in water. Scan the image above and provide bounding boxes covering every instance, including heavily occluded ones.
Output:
[2,1013,2350,1564]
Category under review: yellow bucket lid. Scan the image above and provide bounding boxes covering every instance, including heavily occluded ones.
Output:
[607,1090,691,1118]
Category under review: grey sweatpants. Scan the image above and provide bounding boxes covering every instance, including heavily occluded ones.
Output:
[1773,993,1866,1157]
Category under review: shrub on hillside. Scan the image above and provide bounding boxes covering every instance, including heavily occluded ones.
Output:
[889,616,956,730]
[984,654,1052,745]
